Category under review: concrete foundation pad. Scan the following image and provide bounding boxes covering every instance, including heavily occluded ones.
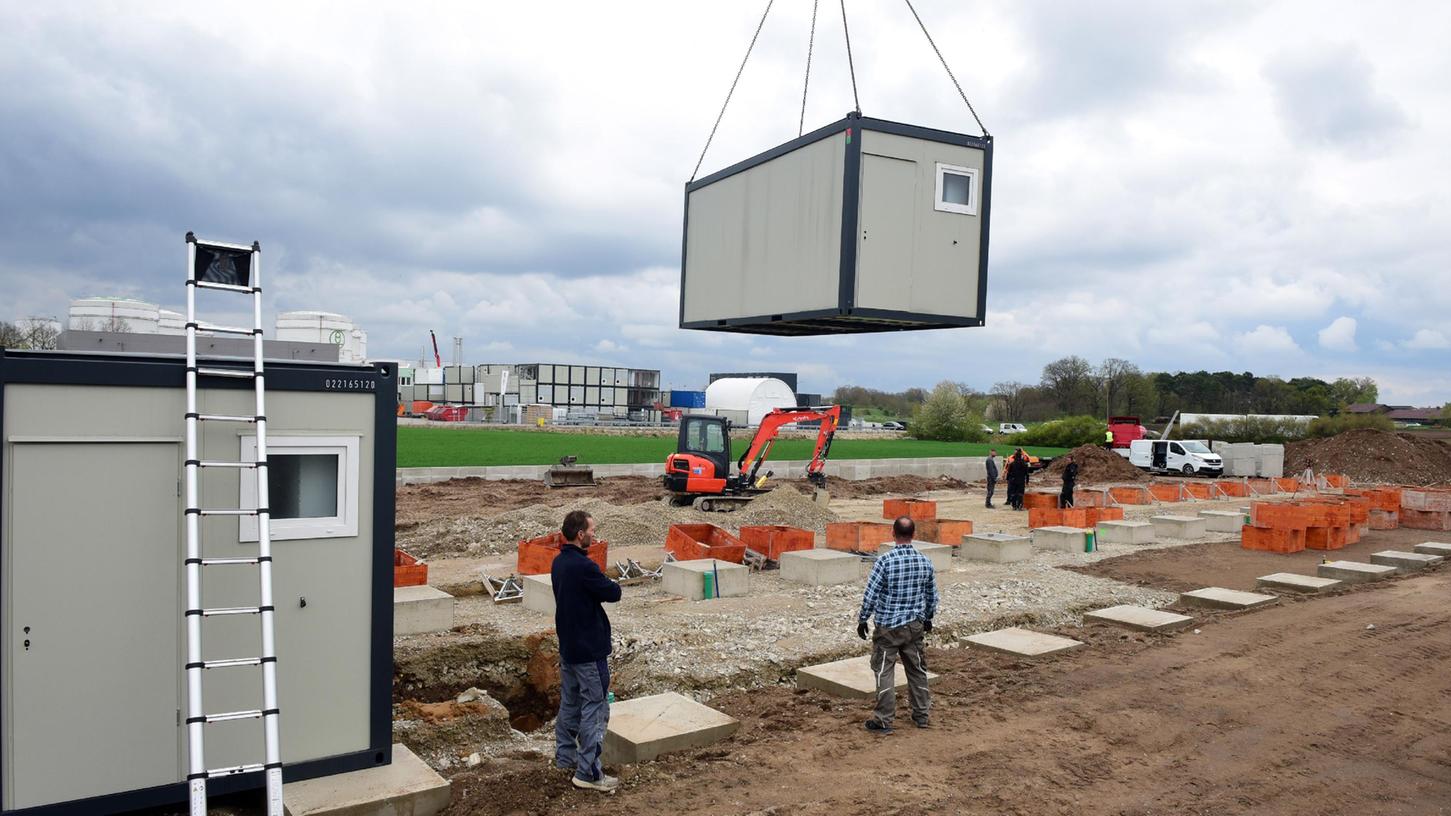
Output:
[796,655,939,699]
[1180,587,1279,610]
[958,532,1032,563]
[1084,604,1194,633]
[1413,542,1451,557]
[1369,550,1444,572]
[1032,526,1089,554]
[880,541,953,571]
[1095,520,1154,545]
[1199,510,1246,533]
[283,743,449,816]
[393,586,455,636]
[1256,572,1342,594]
[965,627,1085,658]
[602,692,739,765]
[780,549,860,585]
[1152,515,1209,540]
[1317,560,1397,583]
[522,573,554,614]
[662,558,749,600]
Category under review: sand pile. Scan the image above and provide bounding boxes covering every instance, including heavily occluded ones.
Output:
[1285,430,1451,485]
[1039,444,1147,484]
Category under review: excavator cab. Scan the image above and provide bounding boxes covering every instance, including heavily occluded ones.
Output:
[664,415,733,496]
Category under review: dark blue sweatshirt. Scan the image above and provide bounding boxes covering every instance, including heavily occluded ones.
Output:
[551,544,622,664]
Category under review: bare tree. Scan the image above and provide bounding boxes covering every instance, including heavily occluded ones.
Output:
[990,380,1030,422]
[18,317,60,350]
[1041,356,1094,415]
[0,321,27,349]
[1097,358,1138,416]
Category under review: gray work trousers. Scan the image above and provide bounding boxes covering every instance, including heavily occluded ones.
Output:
[869,620,930,727]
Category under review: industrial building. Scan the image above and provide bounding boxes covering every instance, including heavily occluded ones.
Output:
[398,362,662,422]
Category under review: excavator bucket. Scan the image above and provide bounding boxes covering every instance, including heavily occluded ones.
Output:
[544,455,596,488]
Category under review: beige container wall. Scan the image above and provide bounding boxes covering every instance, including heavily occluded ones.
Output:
[683,135,845,323]
[855,130,984,318]
[2,383,374,808]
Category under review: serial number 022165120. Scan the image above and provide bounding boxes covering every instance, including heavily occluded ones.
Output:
[322,377,376,391]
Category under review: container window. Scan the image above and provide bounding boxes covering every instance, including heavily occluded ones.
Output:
[239,435,360,541]
[934,162,978,215]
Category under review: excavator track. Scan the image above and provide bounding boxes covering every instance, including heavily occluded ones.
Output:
[691,495,757,512]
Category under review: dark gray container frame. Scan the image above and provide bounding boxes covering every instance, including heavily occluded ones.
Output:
[680,112,993,336]
[0,349,397,816]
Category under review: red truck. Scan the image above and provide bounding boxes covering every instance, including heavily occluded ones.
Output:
[1108,416,1149,453]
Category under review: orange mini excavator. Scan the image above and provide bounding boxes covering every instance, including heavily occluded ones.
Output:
[663,405,841,511]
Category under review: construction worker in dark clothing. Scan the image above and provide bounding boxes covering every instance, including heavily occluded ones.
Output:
[1005,449,1030,510]
[1060,456,1079,508]
[984,449,999,508]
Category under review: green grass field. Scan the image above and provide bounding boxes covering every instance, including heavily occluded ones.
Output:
[396,426,1068,468]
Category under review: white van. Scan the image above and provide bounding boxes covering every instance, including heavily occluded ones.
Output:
[1128,439,1223,476]
[999,422,1027,434]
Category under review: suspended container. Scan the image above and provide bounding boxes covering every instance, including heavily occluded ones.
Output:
[681,113,991,335]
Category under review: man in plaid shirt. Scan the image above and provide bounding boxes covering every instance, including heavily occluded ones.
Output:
[857,516,938,733]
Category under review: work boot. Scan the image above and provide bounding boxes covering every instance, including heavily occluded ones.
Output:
[913,717,930,729]
[572,773,619,793]
[864,719,893,735]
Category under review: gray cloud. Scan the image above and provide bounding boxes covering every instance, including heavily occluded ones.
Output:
[1263,43,1408,149]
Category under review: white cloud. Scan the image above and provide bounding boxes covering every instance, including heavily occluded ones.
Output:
[1404,329,1450,350]
[1317,316,1358,352]
[593,339,626,354]
[1235,325,1301,355]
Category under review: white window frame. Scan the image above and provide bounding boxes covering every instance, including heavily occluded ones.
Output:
[239,435,360,541]
[933,162,979,216]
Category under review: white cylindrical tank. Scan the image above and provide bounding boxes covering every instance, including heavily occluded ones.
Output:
[157,309,185,335]
[275,310,369,364]
[705,377,796,426]
[69,298,161,334]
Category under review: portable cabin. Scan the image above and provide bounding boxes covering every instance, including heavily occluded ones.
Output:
[681,112,992,335]
[0,348,396,815]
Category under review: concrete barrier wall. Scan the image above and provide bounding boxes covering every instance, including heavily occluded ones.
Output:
[396,457,988,486]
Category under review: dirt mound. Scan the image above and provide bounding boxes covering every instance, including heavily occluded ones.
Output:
[1285,429,1451,485]
[1039,444,1147,484]
[397,476,665,526]
[823,474,969,498]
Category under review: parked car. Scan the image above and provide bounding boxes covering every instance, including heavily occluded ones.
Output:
[999,422,1027,434]
[881,421,905,430]
[1127,439,1223,476]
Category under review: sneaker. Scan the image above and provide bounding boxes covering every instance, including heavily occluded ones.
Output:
[864,719,893,735]
[913,718,930,729]
[572,773,619,793]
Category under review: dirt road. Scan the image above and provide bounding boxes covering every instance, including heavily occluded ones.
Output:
[446,569,1451,816]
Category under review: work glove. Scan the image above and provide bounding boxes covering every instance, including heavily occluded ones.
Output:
[857,620,869,640]
[922,619,933,634]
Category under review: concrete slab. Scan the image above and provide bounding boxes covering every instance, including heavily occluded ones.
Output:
[522,573,554,615]
[662,558,749,600]
[1179,587,1279,610]
[1032,526,1089,554]
[393,586,455,636]
[1256,572,1342,594]
[1084,604,1194,633]
[1095,520,1154,545]
[879,541,953,571]
[958,532,1032,563]
[1199,510,1246,533]
[283,743,449,816]
[779,549,859,586]
[1152,515,1208,540]
[1413,542,1451,557]
[1317,560,1397,583]
[602,692,739,765]
[796,655,939,699]
[965,627,1085,658]
[1369,550,1444,573]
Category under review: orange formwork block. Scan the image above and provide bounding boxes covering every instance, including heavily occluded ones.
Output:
[1214,481,1250,498]
[1323,474,1349,488]
[932,519,974,546]
[1241,525,1306,554]
[739,525,815,562]
[394,549,428,587]
[1252,502,1309,530]
[1304,526,1348,551]
[826,521,895,553]
[1094,507,1125,523]
[1109,486,1152,505]
[1149,484,1184,502]
[1275,478,1300,492]
[1023,492,1060,510]
[1184,483,1213,500]
[1245,478,1276,495]
[1072,490,1108,507]
[1028,508,1064,529]
[666,524,747,563]
[517,532,610,575]
[1059,508,1091,528]
[882,498,937,521]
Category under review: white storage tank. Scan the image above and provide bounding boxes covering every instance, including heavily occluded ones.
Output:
[275,310,368,364]
[157,309,185,335]
[705,377,796,427]
[68,297,162,334]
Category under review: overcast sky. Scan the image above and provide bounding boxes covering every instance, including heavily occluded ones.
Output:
[2,2,1448,403]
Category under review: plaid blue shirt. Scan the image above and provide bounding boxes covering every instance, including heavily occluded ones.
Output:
[858,542,939,629]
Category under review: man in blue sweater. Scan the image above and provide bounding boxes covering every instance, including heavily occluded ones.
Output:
[552,510,623,792]
[857,516,938,734]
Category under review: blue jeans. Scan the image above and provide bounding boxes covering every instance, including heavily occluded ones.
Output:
[555,658,610,782]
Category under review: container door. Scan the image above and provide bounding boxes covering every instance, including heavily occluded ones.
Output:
[6,442,181,809]
[856,154,918,311]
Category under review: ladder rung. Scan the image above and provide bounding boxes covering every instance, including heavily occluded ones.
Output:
[193,323,258,336]
[199,556,263,566]
[196,414,258,423]
[203,709,264,723]
[199,657,266,670]
[196,460,259,469]
[196,367,256,379]
[195,508,260,517]
[193,280,256,294]
[207,763,265,777]
[197,606,267,617]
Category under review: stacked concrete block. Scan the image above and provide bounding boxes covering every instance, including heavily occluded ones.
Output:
[958,532,1032,563]
[1256,443,1285,478]
[1199,510,1246,533]
[662,559,749,600]
[779,549,859,585]
[1096,520,1154,545]
[394,586,456,635]
[521,574,555,615]
[879,541,953,571]
[1151,515,1208,540]
[1033,526,1090,553]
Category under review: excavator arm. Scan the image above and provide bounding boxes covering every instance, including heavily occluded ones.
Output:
[738,405,841,489]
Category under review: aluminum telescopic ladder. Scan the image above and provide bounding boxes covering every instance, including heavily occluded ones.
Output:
[182,232,283,816]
